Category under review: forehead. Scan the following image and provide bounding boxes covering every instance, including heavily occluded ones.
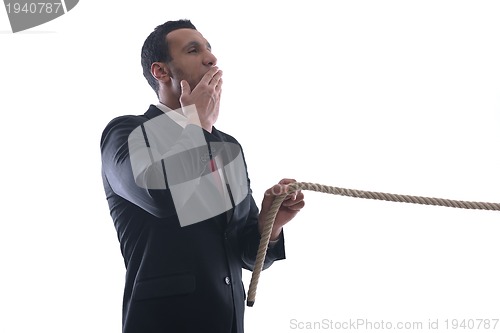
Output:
[166,28,209,51]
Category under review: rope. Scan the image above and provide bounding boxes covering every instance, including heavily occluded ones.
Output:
[246,181,500,307]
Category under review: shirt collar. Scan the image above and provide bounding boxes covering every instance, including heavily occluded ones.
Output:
[155,103,188,129]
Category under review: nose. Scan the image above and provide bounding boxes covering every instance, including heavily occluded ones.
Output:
[204,51,217,67]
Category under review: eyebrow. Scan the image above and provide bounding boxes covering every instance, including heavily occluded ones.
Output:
[183,41,212,52]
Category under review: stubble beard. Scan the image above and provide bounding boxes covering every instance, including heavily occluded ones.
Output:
[170,65,203,93]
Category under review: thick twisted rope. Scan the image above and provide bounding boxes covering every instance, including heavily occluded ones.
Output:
[247,181,500,307]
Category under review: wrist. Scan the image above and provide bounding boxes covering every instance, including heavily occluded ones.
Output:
[182,104,202,126]
[182,104,213,132]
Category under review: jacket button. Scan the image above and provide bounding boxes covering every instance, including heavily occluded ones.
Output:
[224,276,231,285]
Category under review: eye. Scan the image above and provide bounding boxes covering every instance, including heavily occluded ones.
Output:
[188,49,198,54]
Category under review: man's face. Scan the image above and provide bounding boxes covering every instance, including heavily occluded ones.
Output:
[165,28,217,91]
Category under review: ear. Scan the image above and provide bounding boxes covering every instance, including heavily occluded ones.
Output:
[151,62,171,83]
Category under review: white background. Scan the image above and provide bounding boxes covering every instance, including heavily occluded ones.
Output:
[1,1,499,332]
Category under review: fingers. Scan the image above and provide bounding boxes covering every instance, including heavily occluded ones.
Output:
[279,178,299,199]
[198,66,222,87]
[282,191,305,209]
[264,179,302,202]
[199,66,218,85]
[260,179,305,221]
[282,200,305,212]
[279,178,297,185]
[215,77,223,92]
[210,69,223,87]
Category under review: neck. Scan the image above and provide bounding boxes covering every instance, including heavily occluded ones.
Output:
[158,89,181,112]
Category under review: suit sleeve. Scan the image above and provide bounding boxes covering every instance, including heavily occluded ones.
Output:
[100,113,211,219]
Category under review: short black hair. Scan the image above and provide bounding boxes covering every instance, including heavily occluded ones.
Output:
[141,19,197,95]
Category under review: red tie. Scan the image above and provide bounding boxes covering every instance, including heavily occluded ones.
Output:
[209,158,225,195]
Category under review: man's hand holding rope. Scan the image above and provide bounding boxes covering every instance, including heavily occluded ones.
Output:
[258,178,306,241]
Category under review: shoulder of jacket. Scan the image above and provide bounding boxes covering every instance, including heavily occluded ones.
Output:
[215,128,240,144]
[104,114,148,130]
[100,114,149,147]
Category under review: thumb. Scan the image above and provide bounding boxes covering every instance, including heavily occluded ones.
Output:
[180,80,191,96]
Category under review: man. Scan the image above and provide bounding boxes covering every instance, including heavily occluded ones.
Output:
[100,19,305,333]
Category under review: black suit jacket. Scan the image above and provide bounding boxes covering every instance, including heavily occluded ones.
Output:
[100,105,285,333]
